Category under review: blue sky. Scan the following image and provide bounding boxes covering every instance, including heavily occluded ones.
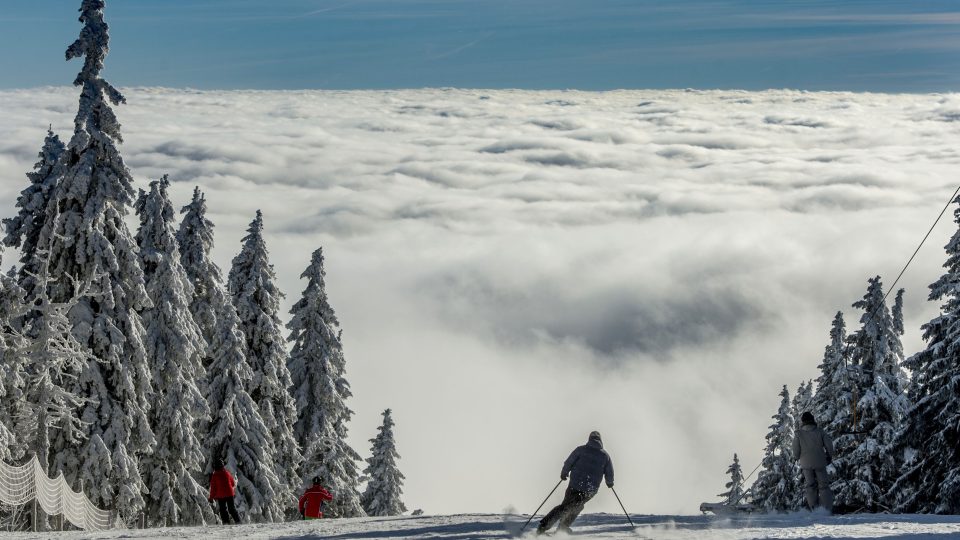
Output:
[1,0,959,91]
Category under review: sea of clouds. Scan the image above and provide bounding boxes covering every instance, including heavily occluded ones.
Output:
[0,87,959,515]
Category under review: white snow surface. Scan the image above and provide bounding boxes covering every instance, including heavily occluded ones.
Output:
[5,513,960,539]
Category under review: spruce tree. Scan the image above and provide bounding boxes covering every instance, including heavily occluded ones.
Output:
[0,368,16,462]
[832,278,908,513]
[228,211,302,512]
[179,191,286,522]
[0,127,63,462]
[892,288,905,337]
[38,0,156,522]
[0,390,15,462]
[717,453,745,506]
[18,296,87,476]
[789,380,813,510]
[177,187,218,368]
[2,128,65,300]
[361,409,407,516]
[811,311,863,510]
[813,312,851,434]
[751,386,796,512]
[792,381,813,430]
[135,178,213,526]
[15,238,89,476]
[0,257,27,462]
[891,197,960,513]
[0,263,34,532]
[287,247,364,517]
[205,296,285,522]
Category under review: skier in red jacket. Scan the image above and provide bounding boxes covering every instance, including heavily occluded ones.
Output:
[299,476,334,519]
[209,458,242,524]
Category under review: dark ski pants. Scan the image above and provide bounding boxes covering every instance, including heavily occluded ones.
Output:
[802,468,833,512]
[215,497,242,524]
[538,487,594,533]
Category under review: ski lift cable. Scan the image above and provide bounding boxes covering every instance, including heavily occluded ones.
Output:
[880,184,960,307]
[838,182,960,434]
[729,460,764,507]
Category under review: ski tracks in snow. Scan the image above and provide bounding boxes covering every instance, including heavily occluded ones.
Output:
[4,512,960,539]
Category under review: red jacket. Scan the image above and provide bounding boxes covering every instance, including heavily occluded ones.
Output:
[209,469,236,500]
[298,485,333,518]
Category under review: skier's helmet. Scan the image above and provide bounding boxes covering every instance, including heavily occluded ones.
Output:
[589,431,602,442]
[800,412,816,425]
[312,476,323,485]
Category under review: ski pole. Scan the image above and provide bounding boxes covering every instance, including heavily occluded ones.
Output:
[520,480,563,534]
[611,487,635,528]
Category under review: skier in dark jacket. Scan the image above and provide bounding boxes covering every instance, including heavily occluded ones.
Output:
[299,476,334,519]
[792,411,835,512]
[537,431,615,535]
[209,458,242,524]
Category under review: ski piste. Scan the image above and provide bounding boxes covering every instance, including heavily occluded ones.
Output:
[503,512,652,539]
[534,529,655,539]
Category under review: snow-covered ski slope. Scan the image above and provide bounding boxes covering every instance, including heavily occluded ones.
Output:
[5,513,960,539]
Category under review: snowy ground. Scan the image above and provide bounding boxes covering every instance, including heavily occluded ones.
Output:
[5,513,960,539]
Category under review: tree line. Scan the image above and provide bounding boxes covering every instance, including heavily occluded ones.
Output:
[725,216,960,514]
[0,0,406,528]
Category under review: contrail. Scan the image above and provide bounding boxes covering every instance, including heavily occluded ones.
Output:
[300,1,358,18]
[432,32,496,60]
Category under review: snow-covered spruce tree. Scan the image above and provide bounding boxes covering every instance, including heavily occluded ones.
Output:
[16,279,91,482]
[810,311,863,512]
[812,312,852,435]
[789,380,813,510]
[135,178,214,526]
[0,360,18,462]
[890,197,960,514]
[228,211,302,513]
[361,409,406,516]
[2,128,65,301]
[792,381,813,430]
[892,288,905,339]
[750,386,796,512]
[18,303,87,475]
[205,292,285,523]
[832,278,908,513]
[287,247,364,517]
[0,288,29,532]
[178,187,286,522]
[38,0,156,523]
[177,187,218,372]
[717,453,745,506]
[0,130,62,457]
[0,256,27,462]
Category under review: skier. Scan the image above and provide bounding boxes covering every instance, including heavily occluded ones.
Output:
[792,411,835,512]
[208,458,242,524]
[537,431,614,536]
[298,476,334,520]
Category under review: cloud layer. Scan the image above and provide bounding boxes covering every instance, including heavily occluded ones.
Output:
[1,87,959,514]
